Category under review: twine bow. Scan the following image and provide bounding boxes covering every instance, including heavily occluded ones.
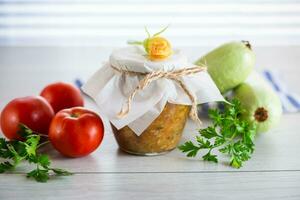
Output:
[110,65,207,125]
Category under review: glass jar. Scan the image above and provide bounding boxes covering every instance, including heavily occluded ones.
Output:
[111,103,190,155]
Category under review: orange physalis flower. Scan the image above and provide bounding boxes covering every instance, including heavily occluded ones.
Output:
[128,26,173,61]
[145,37,172,61]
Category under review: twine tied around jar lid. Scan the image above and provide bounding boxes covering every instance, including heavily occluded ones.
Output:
[110,64,207,125]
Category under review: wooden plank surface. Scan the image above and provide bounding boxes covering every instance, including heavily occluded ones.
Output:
[0,172,299,200]
[0,46,299,199]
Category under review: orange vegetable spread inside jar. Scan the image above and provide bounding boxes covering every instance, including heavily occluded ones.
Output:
[112,103,190,155]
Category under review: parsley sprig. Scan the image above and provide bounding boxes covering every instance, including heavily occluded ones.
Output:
[0,124,72,182]
[179,99,256,168]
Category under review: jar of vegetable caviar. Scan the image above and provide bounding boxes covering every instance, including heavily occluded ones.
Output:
[82,33,224,157]
[111,103,190,155]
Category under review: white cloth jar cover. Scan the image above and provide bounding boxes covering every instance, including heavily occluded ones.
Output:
[82,46,224,136]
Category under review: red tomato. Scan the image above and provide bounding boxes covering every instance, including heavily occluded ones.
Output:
[0,96,55,140]
[49,107,104,158]
[40,82,84,113]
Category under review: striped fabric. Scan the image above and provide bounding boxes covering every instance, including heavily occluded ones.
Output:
[0,0,300,46]
[262,70,300,113]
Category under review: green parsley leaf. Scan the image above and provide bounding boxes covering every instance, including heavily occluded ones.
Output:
[0,161,14,173]
[214,137,226,147]
[51,168,73,176]
[17,124,34,138]
[179,99,256,168]
[24,135,40,156]
[199,126,218,139]
[0,124,72,182]
[202,152,218,163]
[6,144,23,165]
[178,141,200,157]
[38,154,51,169]
[27,168,50,183]
[0,138,14,159]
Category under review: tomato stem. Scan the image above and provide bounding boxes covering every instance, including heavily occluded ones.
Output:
[70,113,80,118]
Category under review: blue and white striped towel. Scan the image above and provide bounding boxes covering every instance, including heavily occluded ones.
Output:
[75,69,300,115]
[262,70,300,113]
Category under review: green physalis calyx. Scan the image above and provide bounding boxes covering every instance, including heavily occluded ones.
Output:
[179,99,256,168]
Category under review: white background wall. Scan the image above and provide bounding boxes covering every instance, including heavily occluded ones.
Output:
[0,0,299,46]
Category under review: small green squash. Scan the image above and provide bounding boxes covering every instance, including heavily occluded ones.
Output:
[196,41,255,93]
[233,72,282,133]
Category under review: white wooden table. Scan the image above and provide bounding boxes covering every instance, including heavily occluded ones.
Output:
[0,46,299,200]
